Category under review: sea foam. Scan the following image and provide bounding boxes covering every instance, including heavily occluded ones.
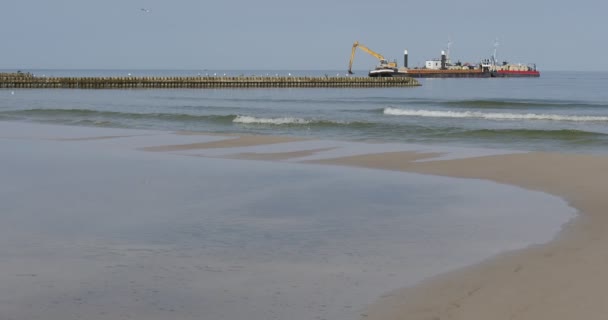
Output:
[233,115,311,125]
[384,107,608,122]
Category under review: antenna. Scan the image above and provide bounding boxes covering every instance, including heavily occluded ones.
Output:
[492,38,499,64]
[446,37,453,62]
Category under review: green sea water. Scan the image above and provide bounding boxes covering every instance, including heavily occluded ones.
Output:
[2,70,607,153]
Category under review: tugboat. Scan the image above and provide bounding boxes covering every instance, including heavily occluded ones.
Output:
[488,39,540,77]
[492,62,540,77]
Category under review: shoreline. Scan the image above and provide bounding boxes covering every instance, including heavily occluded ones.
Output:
[2,122,603,319]
[306,151,606,320]
[145,128,605,319]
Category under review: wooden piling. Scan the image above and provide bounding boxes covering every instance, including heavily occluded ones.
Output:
[0,73,420,89]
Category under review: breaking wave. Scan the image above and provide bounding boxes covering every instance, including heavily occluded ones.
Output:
[383,107,608,122]
[233,115,312,125]
[0,108,368,128]
[441,99,608,109]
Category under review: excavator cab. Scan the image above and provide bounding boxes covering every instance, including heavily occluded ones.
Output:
[378,59,398,69]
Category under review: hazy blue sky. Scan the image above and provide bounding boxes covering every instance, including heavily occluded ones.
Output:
[1,0,605,71]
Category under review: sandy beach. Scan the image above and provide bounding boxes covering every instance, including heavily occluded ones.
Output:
[154,131,608,319]
[309,151,608,320]
[1,122,605,319]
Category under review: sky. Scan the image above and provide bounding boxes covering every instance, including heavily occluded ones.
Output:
[1,0,606,71]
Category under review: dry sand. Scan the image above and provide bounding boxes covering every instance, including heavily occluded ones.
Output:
[146,134,608,319]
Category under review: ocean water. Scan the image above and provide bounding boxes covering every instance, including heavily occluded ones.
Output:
[1,70,608,153]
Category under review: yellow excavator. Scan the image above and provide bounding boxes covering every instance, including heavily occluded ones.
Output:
[348,41,398,74]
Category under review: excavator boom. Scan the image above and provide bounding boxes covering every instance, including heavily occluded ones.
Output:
[348,41,396,74]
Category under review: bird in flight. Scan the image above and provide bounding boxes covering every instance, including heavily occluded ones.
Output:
[140,8,150,13]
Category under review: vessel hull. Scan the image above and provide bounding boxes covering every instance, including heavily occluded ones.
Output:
[370,70,490,78]
[369,70,540,78]
[493,70,541,77]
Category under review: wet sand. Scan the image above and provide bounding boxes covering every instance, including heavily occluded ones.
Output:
[163,133,608,319]
[307,152,608,320]
[2,122,604,319]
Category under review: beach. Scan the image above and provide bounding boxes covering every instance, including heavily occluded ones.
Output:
[162,129,608,319]
[2,121,602,319]
[314,151,608,319]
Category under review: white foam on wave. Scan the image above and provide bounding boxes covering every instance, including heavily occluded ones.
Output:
[384,107,608,122]
[233,115,311,125]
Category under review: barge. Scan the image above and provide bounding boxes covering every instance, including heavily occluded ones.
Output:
[367,41,540,78]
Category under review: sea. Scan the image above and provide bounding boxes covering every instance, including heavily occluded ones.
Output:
[1,69,608,154]
[0,69,596,320]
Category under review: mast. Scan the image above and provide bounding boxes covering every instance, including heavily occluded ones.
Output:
[446,38,453,64]
[492,38,499,66]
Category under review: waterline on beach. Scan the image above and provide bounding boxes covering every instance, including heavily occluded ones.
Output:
[0,123,576,320]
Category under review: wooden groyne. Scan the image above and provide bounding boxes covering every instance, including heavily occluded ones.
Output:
[0,73,419,89]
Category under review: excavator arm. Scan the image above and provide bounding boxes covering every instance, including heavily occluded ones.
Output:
[348,41,394,74]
